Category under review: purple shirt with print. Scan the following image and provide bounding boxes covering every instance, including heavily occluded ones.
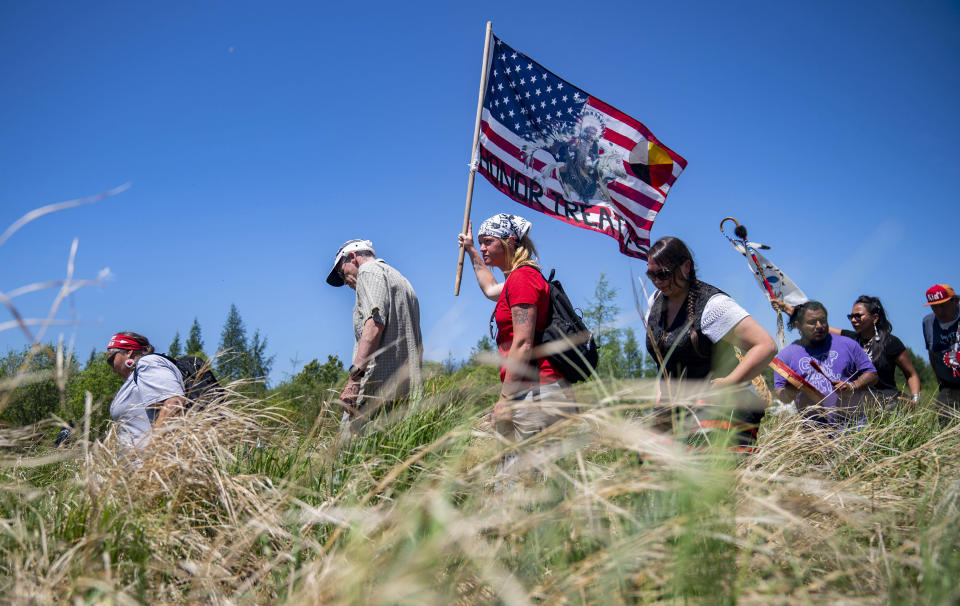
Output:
[774,334,877,411]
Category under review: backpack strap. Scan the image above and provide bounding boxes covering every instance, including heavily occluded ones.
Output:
[132,353,181,386]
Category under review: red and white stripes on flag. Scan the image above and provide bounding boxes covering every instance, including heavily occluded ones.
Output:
[476,35,687,259]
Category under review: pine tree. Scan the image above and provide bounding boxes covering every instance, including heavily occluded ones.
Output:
[584,273,626,378]
[469,335,496,364]
[168,331,183,358]
[0,346,78,425]
[245,329,274,385]
[185,318,205,358]
[217,304,249,382]
[622,328,657,378]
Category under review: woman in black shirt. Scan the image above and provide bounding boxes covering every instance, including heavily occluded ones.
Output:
[841,295,921,403]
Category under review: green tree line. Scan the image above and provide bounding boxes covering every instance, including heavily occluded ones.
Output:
[0,304,277,431]
[0,282,940,437]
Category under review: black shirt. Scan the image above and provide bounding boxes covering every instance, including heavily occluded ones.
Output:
[922,312,960,387]
[840,329,906,391]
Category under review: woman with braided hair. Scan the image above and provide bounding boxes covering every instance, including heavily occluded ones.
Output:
[645,237,777,447]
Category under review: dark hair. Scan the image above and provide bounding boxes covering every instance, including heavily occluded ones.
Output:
[116,331,155,355]
[853,295,891,333]
[648,236,704,356]
[787,301,828,331]
[853,295,891,361]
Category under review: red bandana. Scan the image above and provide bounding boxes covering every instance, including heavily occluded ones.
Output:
[107,334,145,351]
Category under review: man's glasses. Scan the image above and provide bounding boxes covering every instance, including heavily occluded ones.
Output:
[646,268,675,282]
[107,351,118,366]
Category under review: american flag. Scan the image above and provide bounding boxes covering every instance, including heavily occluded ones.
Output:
[477,35,687,259]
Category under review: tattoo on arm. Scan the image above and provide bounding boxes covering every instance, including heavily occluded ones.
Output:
[512,304,534,327]
[471,254,486,271]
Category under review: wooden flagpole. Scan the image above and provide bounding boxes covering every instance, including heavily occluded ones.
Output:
[454,21,494,296]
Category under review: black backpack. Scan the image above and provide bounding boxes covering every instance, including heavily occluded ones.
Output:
[538,269,599,383]
[136,353,224,408]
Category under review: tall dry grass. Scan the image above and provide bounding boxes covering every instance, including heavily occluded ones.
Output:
[0,373,957,605]
[2,192,958,604]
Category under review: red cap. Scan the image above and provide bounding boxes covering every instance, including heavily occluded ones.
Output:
[924,284,956,306]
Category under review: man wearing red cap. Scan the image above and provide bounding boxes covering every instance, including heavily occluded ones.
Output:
[922,284,960,422]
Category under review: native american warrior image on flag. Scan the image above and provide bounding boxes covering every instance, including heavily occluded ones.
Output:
[477,35,686,260]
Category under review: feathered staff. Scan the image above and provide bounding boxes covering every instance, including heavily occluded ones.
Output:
[720,217,808,346]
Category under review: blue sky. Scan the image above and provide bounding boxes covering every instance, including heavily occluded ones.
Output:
[1,1,958,384]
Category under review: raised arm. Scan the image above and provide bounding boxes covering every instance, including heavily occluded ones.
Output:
[458,220,503,301]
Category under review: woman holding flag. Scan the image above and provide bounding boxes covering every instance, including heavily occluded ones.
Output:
[458,213,574,442]
[645,237,777,447]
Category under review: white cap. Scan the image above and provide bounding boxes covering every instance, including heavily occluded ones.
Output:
[326,239,375,287]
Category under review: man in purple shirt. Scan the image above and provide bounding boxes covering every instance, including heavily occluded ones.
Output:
[774,301,878,426]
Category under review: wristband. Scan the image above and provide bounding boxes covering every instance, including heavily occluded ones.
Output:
[348,364,365,379]
[911,393,921,403]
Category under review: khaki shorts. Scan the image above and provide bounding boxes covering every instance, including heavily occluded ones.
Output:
[495,380,577,441]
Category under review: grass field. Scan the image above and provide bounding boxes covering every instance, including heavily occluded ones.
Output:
[1,367,958,605]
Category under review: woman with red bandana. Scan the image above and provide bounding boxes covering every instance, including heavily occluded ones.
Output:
[106,332,185,451]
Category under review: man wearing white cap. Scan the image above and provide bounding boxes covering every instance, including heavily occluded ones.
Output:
[922,283,960,422]
[326,239,423,431]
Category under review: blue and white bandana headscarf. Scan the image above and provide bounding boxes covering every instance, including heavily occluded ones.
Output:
[477,213,532,241]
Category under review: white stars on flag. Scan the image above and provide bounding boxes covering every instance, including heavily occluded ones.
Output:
[482,34,589,138]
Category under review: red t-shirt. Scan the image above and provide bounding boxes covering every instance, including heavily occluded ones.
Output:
[494,265,562,385]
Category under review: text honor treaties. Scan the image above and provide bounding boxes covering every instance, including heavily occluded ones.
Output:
[477,146,649,257]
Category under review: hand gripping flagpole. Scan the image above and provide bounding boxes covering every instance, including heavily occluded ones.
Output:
[454,21,494,296]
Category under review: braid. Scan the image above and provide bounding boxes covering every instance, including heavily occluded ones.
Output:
[686,269,705,357]
[648,236,703,357]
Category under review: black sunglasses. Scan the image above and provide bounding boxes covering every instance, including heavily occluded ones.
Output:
[646,267,675,282]
[847,312,867,320]
[106,351,119,366]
